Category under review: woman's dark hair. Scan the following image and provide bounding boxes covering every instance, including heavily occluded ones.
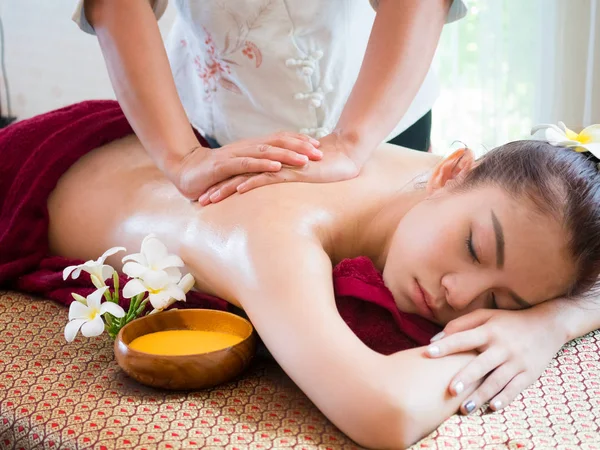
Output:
[458,140,600,296]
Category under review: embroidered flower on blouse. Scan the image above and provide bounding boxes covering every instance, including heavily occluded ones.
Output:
[192,6,266,100]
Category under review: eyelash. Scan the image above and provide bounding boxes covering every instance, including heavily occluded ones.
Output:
[490,292,498,309]
[466,230,480,264]
[466,233,497,307]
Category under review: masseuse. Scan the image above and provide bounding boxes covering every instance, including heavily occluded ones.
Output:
[73,0,467,203]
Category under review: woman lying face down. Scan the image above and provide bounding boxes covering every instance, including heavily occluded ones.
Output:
[385,140,595,326]
[44,124,600,449]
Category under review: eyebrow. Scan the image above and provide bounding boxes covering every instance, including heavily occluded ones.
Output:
[490,210,532,308]
[491,210,505,269]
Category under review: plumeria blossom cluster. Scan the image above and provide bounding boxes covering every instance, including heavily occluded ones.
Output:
[63,235,195,342]
[531,122,600,160]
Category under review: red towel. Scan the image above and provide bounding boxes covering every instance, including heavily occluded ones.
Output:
[0,101,440,355]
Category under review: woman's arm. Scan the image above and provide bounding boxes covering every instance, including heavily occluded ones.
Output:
[335,0,451,164]
[236,237,478,449]
[425,296,600,416]
[551,295,600,342]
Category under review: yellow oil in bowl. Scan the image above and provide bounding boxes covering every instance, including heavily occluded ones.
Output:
[129,330,243,356]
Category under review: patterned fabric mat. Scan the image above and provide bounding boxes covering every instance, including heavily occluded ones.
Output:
[0,291,599,450]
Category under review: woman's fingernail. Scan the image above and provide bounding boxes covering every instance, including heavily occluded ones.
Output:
[426,345,440,357]
[313,149,324,157]
[491,399,502,410]
[309,138,320,146]
[464,400,476,414]
[430,331,445,342]
[237,183,247,193]
[297,154,309,162]
[198,193,209,204]
[269,161,282,169]
[453,381,464,395]
[209,190,220,201]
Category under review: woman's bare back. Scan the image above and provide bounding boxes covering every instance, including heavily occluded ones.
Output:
[46,135,493,448]
[48,134,437,302]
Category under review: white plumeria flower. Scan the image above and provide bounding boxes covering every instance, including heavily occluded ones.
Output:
[122,269,188,311]
[63,246,126,282]
[122,234,184,284]
[64,287,126,342]
[178,273,196,294]
[147,273,196,315]
[531,122,600,157]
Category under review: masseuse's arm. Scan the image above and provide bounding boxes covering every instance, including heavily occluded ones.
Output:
[81,0,321,200]
[334,0,451,166]
[215,0,454,200]
[237,239,477,449]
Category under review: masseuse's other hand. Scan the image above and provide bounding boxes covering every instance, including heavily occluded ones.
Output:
[199,132,362,205]
[424,308,565,415]
[174,132,323,201]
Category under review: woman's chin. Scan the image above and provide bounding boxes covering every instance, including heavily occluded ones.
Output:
[393,291,418,315]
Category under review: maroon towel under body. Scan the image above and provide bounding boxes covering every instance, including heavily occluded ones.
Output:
[0,101,440,354]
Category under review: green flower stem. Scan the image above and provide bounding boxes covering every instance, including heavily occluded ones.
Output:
[102,289,112,303]
[124,294,143,323]
[128,294,140,317]
[104,313,120,339]
[135,298,149,316]
[112,271,120,303]
[102,293,150,340]
[106,321,118,339]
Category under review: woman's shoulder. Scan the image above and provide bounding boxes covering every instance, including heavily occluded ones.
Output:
[364,144,441,176]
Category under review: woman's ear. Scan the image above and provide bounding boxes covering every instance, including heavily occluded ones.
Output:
[426,148,475,194]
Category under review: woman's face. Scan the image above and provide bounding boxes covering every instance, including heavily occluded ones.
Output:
[383,155,576,326]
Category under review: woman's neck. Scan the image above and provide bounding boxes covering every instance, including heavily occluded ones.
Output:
[328,186,428,271]
[361,189,427,270]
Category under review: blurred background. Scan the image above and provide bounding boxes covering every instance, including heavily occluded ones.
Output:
[0,0,598,154]
[431,0,600,154]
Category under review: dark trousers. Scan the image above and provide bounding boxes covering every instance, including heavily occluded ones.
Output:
[387,110,432,152]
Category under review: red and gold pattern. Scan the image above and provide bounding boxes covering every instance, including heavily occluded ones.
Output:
[1,291,599,450]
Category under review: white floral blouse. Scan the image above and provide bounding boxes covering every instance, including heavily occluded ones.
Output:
[73,0,467,145]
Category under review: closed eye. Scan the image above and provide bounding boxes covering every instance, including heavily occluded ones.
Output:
[490,292,498,309]
[466,229,480,264]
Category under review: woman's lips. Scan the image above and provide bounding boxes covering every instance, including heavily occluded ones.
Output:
[412,278,435,320]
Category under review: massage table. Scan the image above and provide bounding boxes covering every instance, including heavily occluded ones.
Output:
[1,291,599,449]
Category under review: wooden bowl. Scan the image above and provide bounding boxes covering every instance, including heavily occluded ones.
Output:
[114,309,256,390]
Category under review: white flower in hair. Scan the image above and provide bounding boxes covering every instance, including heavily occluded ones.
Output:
[531,122,600,158]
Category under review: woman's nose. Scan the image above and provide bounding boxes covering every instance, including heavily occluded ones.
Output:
[440,272,490,311]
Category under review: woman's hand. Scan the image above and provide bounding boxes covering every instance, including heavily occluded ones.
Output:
[424,307,567,415]
[198,132,363,205]
[173,132,323,201]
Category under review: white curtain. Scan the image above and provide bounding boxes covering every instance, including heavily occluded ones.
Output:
[431,0,600,155]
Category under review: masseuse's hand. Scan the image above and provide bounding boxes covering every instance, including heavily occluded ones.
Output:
[174,132,323,201]
[424,307,565,415]
[199,132,362,205]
